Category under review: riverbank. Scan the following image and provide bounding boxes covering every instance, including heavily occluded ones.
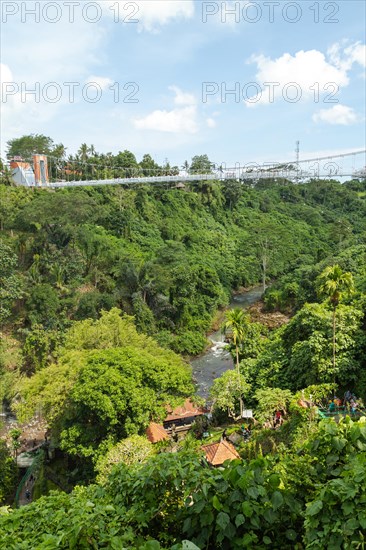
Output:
[209,284,264,332]
[190,286,264,398]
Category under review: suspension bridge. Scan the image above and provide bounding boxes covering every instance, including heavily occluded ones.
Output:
[8,149,366,188]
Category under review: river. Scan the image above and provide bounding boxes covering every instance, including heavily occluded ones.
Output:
[191,286,263,398]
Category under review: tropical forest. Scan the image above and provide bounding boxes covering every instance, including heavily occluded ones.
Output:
[0,135,366,549]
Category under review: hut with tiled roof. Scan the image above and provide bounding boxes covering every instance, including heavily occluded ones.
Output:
[146,422,169,444]
[201,440,240,466]
[163,399,207,429]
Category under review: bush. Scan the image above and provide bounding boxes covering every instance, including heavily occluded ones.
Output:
[172,331,208,355]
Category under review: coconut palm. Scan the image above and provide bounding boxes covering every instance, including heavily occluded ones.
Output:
[317,265,354,386]
[222,308,249,418]
[77,143,90,162]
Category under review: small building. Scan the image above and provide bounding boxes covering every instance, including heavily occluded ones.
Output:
[146,422,169,444]
[201,440,240,466]
[163,399,207,430]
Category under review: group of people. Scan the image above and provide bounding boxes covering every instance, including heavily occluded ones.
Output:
[343,391,364,414]
[240,425,251,440]
[328,391,364,415]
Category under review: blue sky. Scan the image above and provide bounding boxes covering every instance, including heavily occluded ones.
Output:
[1,1,365,167]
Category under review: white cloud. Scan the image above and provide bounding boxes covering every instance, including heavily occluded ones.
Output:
[328,41,366,71]
[100,1,194,31]
[134,105,198,134]
[245,48,350,106]
[206,117,217,128]
[347,43,366,68]
[86,76,114,91]
[134,85,200,134]
[0,63,23,113]
[313,105,359,125]
[169,85,196,106]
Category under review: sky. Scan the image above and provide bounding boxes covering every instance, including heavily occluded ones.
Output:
[1,0,365,168]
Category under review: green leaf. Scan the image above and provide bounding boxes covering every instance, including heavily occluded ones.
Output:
[200,511,214,527]
[212,495,222,511]
[268,474,280,489]
[247,486,259,499]
[263,536,272,545]
[216,512,230,531]
[271,491,284,510]
[242,501,253,517]
[332,436,346,451]
[307,500,323,516]
[235,514,245,527]
[242,533,256,546]
[183,518,191,533]
[342,501,354,515]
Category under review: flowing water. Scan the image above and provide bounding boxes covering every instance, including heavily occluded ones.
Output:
[191,286,263,398]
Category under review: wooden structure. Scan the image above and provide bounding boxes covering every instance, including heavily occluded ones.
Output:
[163,399,207,430]
[201,440,240,466]
[146,422,169,444]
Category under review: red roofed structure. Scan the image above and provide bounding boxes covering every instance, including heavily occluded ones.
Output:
[201,440,240,466]
[164,399,207,429]
[146,422,169,444]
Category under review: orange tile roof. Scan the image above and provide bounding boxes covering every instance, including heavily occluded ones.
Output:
[165,399,207,422]
[146,422,169,443]
[202,440,240,466]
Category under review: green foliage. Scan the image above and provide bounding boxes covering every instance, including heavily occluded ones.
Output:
[304,452,366,548]
[254,388,293,424]
[1,418,366,548]
[26,284,61,328]
[0,441,17,504]
[172,330,208,355]
[294,383,337,407]
[22,325,61,373]
[0,241,23,324]
[210,369,250,419]
[6,134,57,159]
[316,264,354,308]
[96,435,155,484]
[283,303,363,390]
[9,428,22,461]
[246,302,365,394]
[189,154,213,174]
[17,309,193,464]
[1,171,366,360]
[2,140,366,545]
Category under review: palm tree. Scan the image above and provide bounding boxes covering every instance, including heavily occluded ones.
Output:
[52,143,67,160]
[77,143,90,162]
[317,265,354,386]
[181,160,190,173]
[89,144,97,158]
[222,308,249,418]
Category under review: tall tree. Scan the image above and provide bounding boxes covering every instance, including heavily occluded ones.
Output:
[189,154,213,175]
[6,134,55,160]
[115,150,141,178]
[77,143,90,162]
[139,154,161,177]
[221,308,249,418]
[317,265,354,387]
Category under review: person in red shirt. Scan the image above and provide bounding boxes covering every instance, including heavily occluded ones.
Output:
[274,410,282,427]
